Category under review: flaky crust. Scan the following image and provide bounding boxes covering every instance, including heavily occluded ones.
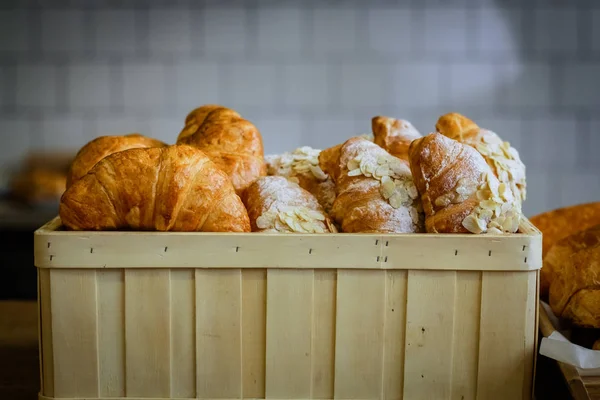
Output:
[531,202,600,297]
[372,116,421,162]
[319,137,423,233]
[177,106,266,195]
[265,146,336,213]
[408,132,521,234]
[548,225,600,328]
[435,113,526,206]
[66,133,166,188]
[59,145,250,232]
[241,176,336,233]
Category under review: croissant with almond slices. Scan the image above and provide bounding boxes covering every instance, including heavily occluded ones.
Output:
[177,105,267,195]
[59,145,251,232]
[372,116,422,163]
[408,132,521,234]
[66,133,166,188]
[319,137,423,233]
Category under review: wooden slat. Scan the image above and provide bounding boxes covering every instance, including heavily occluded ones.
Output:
[311,270,337,399]
[125,269,171,397]
[50,269,99,397]
[382,270,408,399]
[476,271,532,400]
[450,271,482,400]
[403,270,456,400]
[171,270,196,398]
[334,270,385,399]
[242,269,267,398]
[38,268,54,398]
[265,269,314,398]
[97,270,125,397]
[196,269,242,398]
[523,271,537,400]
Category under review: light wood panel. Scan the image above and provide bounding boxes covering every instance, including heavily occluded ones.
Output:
[38,268,54,398]
[125,269,171,397]
[171,270,196,398]
[242,269,267,398]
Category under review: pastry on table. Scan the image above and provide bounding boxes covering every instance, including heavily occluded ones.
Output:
[265,146,336,214]
[177,105,267,195]
[60,145,250,232]
[435,112,526,206]
[371,116,421,162]
[548,225,600,328]
[242,175,336,233]
[530,202,600,297]
[408,132,521,234]
[10,168,67,205]
[67,133,166,188]
[318,137,423,233]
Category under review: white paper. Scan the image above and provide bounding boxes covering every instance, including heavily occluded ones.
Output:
[538,301,600,375]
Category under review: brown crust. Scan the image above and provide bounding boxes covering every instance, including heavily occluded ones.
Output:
[66,133,166,188]
[59,144,250,232]
[372,116,422,162]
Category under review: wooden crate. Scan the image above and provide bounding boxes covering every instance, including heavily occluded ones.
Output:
[539,301,600,400]
[34,216,542,400]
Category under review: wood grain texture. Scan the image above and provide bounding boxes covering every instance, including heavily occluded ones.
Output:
[38,268,54,398]
[242,269,266,398]
[171,269,196,398]
[382,270,407,400]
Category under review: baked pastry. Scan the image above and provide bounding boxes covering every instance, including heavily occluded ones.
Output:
[593,339,600,351]
[265,146,336,213]
[372,116,421,162]
[319,137,423,233]
[67,133,166,188]
[60,145,250,232]
[531,202,600,297]
[242,176,336,233]
[548,225,600,328]
[177,106,267,195]
[435,112,526,206]
[10,168,67,204]
[408,132,521,234]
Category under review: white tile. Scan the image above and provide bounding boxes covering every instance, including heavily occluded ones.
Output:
[254,115,305,155]
[41,10,85,52]
[592,10,600,52]
[423,9,468,54]
[0,10,29,51]
[0,119,31,167]
[173,62,220,111]
[312,8,357,54]
[148,10,191,53]
[447,63,503,107]
[522,171,550,218]
[94,116,141,136]
[475,8,522,54]
[534,9,577,52]
[144,118,182,145]
[563,64,600,107]
[16,64,57,108]
[340,64,390,108]
[203,8,247,54]
[557,173,600,210]
[257,8,303,54]
[589,120,600,168]
[306,115,361,150]
[367,8,412,53]
[498,63,551,107]
[228,64,278,108]
[282,64,330,108]
[67,64,111,109]
[122,63,168,110]
[530,118,578,170]
[40,116,87,152]
[94,10,136,53]
[392,63,439,107]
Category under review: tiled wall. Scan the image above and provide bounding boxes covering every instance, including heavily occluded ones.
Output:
[0,0,599,216]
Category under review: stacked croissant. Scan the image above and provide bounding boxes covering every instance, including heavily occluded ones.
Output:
[59,105,527,236]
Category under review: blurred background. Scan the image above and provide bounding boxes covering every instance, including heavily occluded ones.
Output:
[0,0,598,298]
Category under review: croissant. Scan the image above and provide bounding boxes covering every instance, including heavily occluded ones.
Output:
[408,132,521,234]
[242,176,336,233]
[548,225,600,328]
[177,106,267,195]
[59,144,250,232]
[66,133,166,188]
[319,137,423,233]
[265,146,336,213]
[372,116,422,162]
[435,112,526,206]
